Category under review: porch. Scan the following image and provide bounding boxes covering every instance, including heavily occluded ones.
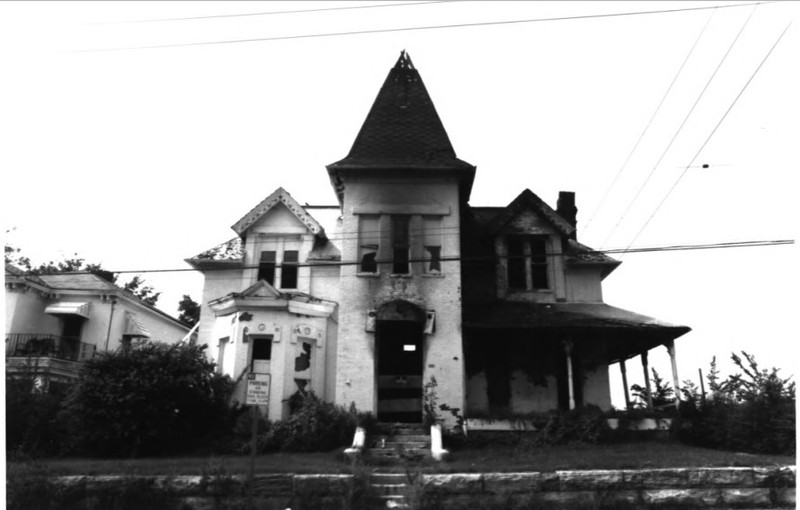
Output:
[5,333,97,381]
[462,301,691,417]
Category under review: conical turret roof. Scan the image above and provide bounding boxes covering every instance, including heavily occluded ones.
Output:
[328,51,473,171]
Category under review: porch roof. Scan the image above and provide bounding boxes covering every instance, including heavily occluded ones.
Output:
[463,301,690,364]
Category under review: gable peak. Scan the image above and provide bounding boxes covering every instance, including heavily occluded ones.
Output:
[231,187,325,238]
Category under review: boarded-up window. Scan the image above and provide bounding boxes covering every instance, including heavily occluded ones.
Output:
[423,216,442,273]
[258,251,276,284]
[281,250,298,289]
[358,215,380,273]
[392,215,410,274]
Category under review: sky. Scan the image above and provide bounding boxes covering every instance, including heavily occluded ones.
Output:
[1,1,797,407]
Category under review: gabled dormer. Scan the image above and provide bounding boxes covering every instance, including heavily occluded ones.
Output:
[485,189,575,302]
[232,188,330,292]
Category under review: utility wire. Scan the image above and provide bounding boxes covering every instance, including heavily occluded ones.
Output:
[93,1,458,25]
[625,21,793,251]
[600,3,758,250]
[76,2,772,52]
[581,7,716,237]
[7,239,793,277]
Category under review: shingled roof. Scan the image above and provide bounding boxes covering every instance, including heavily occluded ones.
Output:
[327,51,474,172]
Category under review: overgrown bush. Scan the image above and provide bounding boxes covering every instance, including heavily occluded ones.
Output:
[527,405,611,446]
[678,352,795,455]
[62,340,235,457]
[257,391,370,453]
[6,364,73,458]
[462,405,612,449]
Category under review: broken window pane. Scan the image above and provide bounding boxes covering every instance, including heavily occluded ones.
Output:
[358,215,380,273]
[425,246,441,272]
[423,216,443,273]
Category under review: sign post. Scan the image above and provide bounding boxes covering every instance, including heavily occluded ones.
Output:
[245,373,270,510]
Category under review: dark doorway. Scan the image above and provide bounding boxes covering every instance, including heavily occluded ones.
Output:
[61,316,84,360]
[376,320,424,422]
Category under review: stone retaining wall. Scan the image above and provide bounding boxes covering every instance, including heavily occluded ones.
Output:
[36,466,795,509]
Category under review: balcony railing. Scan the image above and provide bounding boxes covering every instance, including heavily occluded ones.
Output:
[5,334,96,362]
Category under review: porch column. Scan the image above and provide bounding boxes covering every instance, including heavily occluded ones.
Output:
[666,340,680,410]
[619,359,631,410]
[564,339,575,410]
[641,351,653,409]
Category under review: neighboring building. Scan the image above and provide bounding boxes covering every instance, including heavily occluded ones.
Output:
[187,51,690,423]
[5,264,192,383]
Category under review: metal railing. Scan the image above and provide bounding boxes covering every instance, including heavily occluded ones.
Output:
[5,333,96,362]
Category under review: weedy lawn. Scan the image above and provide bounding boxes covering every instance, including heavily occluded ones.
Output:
[16,439,794,476]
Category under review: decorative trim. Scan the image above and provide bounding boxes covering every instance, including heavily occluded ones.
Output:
[353,204,450,216]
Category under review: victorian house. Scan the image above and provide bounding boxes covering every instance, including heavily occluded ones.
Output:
[187,52,690,424]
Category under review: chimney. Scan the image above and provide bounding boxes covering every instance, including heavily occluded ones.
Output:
[557,191,577,240]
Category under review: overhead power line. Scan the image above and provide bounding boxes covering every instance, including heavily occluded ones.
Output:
[78,1,773,52]
[600,3,758,250]
[581,6,717,237]
[625,21,793,250]
[94,1,458,25]
[6,239,793,278]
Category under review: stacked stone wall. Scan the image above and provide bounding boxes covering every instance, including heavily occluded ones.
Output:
[35,466,795,509]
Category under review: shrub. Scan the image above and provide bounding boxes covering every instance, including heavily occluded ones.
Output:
[6,364,73,457]
[62,340,235,457]
[678,352,795,455]
[258,391,369,453]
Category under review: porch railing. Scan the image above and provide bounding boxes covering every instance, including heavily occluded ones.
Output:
[5,333,96,362]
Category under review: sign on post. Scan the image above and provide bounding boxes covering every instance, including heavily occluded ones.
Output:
[245,373,271,407]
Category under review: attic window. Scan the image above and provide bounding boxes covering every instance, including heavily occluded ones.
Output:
[506,235,550,291]
[280,250,298,289]
[258,251,276,285]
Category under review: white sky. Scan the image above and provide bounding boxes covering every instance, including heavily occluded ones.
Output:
[2,1,797,407]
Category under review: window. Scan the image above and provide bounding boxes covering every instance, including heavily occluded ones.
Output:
[506,235,550,290]
[217,336,229,374]
[258,251,276,284]
[392,215,410,274]
[251,335,273,374]
[530,237,548,289]
[358,215,380,273]
[252,337,272,361]
[422,216,442,273]
[507,236,526,289]
[280,250,298,289]
[293,340,313,391]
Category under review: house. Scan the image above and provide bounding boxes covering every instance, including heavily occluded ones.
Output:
[5,264,193,385]
[187,51,690,424]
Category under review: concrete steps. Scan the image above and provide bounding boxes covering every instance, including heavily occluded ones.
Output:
[368,422,431,462]
[370,473,411,509]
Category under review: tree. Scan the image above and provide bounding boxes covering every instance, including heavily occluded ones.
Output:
[630,368,675,408]
[62,340,234,457]
[177,295,200,328]
[121,275,161,306]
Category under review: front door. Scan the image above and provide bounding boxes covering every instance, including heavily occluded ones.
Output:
[376,320,424,423]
